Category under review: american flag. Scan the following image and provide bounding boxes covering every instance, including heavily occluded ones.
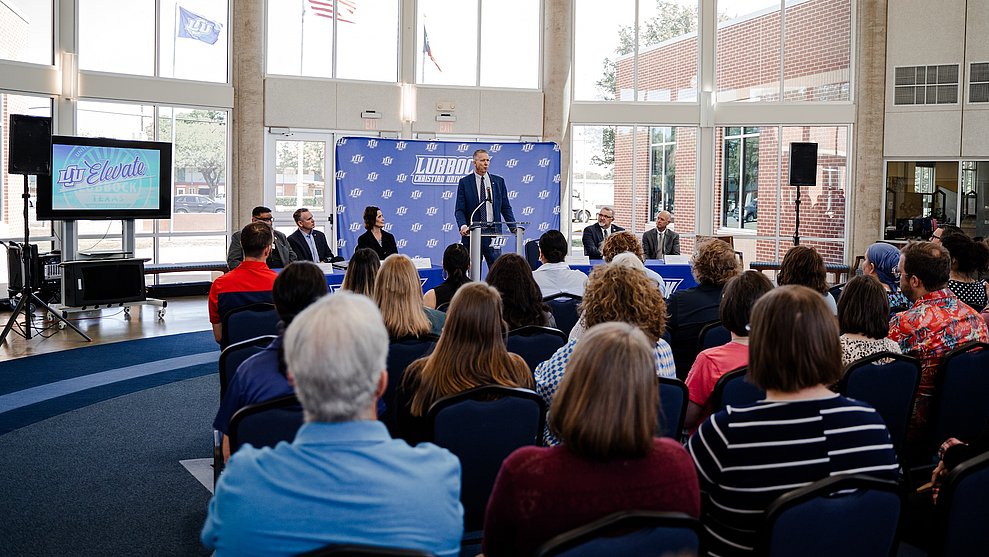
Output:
[307,0,356,23]
[423,27,442,72]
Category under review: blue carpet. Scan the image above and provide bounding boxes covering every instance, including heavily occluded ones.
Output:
[0,331,219,434]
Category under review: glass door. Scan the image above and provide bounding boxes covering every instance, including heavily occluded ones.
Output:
[264,131,336,251]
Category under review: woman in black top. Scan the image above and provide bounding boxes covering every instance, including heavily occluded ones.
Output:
[424,243,471,309]
[356,205,398,260]
[941,233,989,312]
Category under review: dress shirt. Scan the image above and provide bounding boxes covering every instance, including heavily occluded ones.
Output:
[533,262,588,298]
[304,232,318,262]
[477,173,493,222]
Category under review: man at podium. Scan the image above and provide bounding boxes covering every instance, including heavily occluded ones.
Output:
[455,149,517,268]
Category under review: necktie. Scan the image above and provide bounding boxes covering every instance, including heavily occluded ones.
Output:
[481,176,493,222]
[658,230,665,257]
[306,233,318,262]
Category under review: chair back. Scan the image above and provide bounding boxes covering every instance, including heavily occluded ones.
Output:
[507,326,568,372]
[658,377,688,442]
[218,335,278,400]
[931,342,989,446]
[435,302,450,313]
[427,386,546,532]
[220,302,279,350]
[760,474,902,557]
[534,511,701,557]
[837,352,921,453]
[228,394,303,454]
[828,282,846,305]
[296,544,436,557]
[381,334,439,431]
[934,451,989,556]
[525,239,542,271]
[698,321,731,351]
[544,294,582,336]
[711,367,765,411]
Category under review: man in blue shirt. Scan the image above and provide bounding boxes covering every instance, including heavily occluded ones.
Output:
[202,292,464,557]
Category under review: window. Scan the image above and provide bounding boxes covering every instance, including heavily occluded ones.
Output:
[970,62,989,103]
[649,127,677,219]
[893,65,960,105]
[721,127,759,230]
[884,161,959,241]
[0,0,54,65]
[267,0,399,82]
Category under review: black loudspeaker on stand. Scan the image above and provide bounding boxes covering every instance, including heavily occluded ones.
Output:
[1,115,91,345]
[788,142,818,246]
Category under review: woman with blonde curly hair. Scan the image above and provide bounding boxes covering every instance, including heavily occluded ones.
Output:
[535,263,675,445]
[373,254,444,339]
[395,282,533,444]
[666,238,742,378]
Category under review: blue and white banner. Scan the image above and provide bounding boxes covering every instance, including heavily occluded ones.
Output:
[335,138,562,262]
[177,6,222,45]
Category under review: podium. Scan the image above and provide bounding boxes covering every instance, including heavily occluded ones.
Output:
[468,221,528,279]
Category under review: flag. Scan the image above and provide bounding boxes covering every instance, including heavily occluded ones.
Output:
[423,27,442,72]
[307,0,356,23]
[176,6,222,45]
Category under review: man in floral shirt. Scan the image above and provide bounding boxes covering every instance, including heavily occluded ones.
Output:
[889,241,989,444]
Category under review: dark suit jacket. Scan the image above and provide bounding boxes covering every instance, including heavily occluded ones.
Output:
[454,173,516,238]
[287,229,337,263]
[356,229,398,260]
[642,227,681,258]
[581,223,625,259]
[227,229,297,270]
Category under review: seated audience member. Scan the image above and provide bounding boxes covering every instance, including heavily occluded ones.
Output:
[396,283,533,445]
[889,241,988,443]
[423,243,470,310]
[684,270,773,432]
[778,245,836,314]
[201,292,463,557]
[209,222,278,343]
[340,247,380,298]
[536,264,675,445]
[930,224,965,244]
[483,323,700,557]
[374,254,445,338]
[486,253,555,330]
[941,233,989,312]
[356,205,398,261]
[642,210,681,258]
[286,207,340,263]
[213,261,328,460]
[862,242,910,312]
[227,206,297,270]
[838,275,901,366]
[602,231,667,295]
[688,285,900,556]
[666,238,742,378]
[930,425,989,504]
[581,206,623,258]
[532,230,587,297]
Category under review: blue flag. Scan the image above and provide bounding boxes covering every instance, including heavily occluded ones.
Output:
[177,7,222,45]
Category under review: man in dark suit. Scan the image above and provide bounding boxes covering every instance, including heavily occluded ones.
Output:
[642,210,681,259]
[581,206,624,259]
[287,207,340,263]
[227,206,298,270]
[455,149,517,268]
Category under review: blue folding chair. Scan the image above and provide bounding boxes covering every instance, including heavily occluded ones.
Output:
[837,352,921,454]
[760,474,902,557]
[933,451,989,556]
[525,239,542,271]
[697,321,731,351]
[507,326,568,372]
[711,367,765,411]
[544,294,582,336]
[228,394,304,454]
[658,377,688,442]
[427,386,546,533]
[218,334,277,400]
[380,334,439,432]
[220,302,279,350]
[931,342,989,450]
[534,511,701,557]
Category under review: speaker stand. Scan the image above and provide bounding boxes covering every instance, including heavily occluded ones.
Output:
[792,184,802,246]
[0,175,91,345]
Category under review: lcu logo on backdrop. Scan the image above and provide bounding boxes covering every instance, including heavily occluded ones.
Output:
[489,144,502,153]
[553,206,561,215]
[538,190,550,199]
[411,190,423,200]
[411,223,423,232]
[349,188,363,197]
[521,175,535,184]
[442,190,454,200]
[397,239,408,249]
[396,206,408,216]
[349,222,362,232]
[335,170,346,179]
[381,189,393,199]
[538,158,550,168]
[426,239,439,248]
[425,143,439,152]
[457,144,470,152]
[538,222,550,232]
[426,206,438,216]
[521,144,534,153]
[396,173,409,183]
[384,223,393,232]
[521,206,535,216]
[381,156,394,166]
[395,141,407,151]
[505,159,519,168]
[338,138,348,146]
[491,236,508,249]
[507,191,519,200]
[442,223,454,232]
[366,139,378,149]
[351,154,364,164]
[337,239,347,249]
[554,174,561,183]
[336,205,346,214]
[367,172,379,182]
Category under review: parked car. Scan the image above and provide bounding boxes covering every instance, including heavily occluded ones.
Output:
[571,190,593,223]
[173,194,225,214]
[743,197,758,222]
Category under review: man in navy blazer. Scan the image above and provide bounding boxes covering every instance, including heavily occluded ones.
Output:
[581,206,624,258]
[455,149,517,268]
[287,207,340,263]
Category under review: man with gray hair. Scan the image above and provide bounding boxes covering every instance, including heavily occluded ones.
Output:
[202,292,464,557]
[642,210,681,258]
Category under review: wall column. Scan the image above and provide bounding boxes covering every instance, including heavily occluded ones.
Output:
[230,0,266,232]
[542,0,573,241]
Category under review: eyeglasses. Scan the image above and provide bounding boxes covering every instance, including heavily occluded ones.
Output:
[597,213,614,220]
[930,232,942,240]
[254,216,273,223]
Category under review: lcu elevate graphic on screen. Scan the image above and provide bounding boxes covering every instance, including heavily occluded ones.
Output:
[37,136,173,221]
[335,138,561,263]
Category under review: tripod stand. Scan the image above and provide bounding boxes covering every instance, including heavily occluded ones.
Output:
[0,175,91,345]
[793,183,802,246]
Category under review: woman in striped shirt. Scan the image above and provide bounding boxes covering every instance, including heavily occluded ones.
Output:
[687,285,899,556]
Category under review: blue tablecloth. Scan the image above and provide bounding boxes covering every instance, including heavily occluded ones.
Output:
[324,265,444,293]
[570,260,696,296]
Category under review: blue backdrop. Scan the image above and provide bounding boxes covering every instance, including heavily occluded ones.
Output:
[334,137,562,262]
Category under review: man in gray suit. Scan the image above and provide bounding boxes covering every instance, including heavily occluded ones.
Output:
[227,206,298,270]
[642,210,680,259]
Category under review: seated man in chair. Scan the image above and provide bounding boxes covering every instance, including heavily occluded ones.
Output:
[209,222,278,343]
[202,292,464,557]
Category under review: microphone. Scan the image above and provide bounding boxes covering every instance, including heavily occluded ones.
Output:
[468,198,492,225]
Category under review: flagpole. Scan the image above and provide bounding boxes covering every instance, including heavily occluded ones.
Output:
[421,26,425,83]
[172,3,179,78]
[300,0,305,74]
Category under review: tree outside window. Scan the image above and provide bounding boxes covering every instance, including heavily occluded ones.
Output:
[722,127,760,230]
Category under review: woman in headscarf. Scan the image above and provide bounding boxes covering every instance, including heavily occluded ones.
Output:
[862,242,910,312]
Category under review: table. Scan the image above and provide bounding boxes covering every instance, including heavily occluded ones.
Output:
[324,265,445,294]
[570,260,697,296]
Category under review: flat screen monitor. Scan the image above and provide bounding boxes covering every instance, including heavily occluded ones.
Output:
[36,135,172,221]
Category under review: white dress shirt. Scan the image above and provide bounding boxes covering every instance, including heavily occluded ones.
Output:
[533,262,588,298]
